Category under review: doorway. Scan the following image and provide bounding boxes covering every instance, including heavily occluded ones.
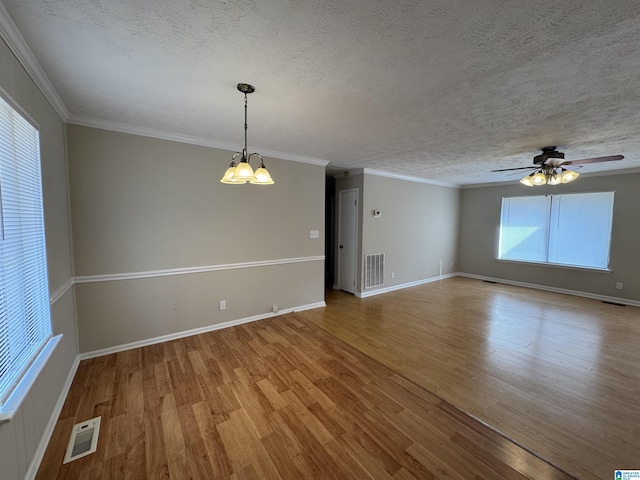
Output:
[338,188,358,294]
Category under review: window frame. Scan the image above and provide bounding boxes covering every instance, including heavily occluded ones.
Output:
[497,191,615,272]
[0,89,58,423]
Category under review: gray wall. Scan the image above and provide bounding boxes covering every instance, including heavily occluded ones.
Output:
[361,174,460,292]
[362,175,460,287]
[459,173,640,301]
[67,125,326,352]
[0,38,77,480]
[335,172,460,295]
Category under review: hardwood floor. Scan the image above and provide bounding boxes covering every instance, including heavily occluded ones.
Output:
[36,291,580,479]
[306,277,640,480]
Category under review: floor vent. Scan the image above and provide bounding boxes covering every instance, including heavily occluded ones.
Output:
[63,417,101,464]
[365,253,385,288]
[602,300,626,307]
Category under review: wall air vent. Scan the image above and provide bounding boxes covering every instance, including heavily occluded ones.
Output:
[365,253,385,288]
[63,416,101,464]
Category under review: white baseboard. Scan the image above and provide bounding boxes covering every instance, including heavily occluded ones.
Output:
[25,354,80,480]
[351,271,639,307]
[79,301,326,360]
[356,273,457,298]
[457,272,640,307]
[291,301,327,313]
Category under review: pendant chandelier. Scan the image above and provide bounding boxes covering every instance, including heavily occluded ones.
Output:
[520,164,579,186]
[220,83,274,185]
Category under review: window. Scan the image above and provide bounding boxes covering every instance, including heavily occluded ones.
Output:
[0,94,52,406]
[499,192,614,270]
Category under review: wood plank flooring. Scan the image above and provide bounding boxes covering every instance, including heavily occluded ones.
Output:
[306,277,640,480]
[37,300,577,479]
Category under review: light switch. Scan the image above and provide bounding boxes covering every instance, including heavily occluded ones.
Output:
[309,230,320,239]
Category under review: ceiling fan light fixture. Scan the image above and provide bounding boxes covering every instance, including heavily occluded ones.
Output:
[501,148,623,187]
[520,174,535,186]
[531,171,547,185]
[561,168,579,183]
[547,169,562,185]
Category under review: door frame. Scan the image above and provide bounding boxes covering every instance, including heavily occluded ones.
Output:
[337,188,358,294]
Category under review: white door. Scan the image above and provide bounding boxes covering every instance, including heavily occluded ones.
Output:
[338,188,358,294]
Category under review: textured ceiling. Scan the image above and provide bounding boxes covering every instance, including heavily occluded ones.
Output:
[2,0,640,185]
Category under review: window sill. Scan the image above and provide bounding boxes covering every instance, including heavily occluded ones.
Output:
[0,334,62,425]
[497,258,612,274]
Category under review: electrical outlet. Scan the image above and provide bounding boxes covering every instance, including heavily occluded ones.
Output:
[391,272,395,279]
[219,300,226,310]
[272,304,279,313]
[616,282,623,290]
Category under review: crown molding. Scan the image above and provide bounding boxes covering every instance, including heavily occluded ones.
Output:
[332,167,459,187]
[461,179,518,189]
[362,168,459,188]
[0,2,69,121]
[579,167,640,179]
[67,114,330,167]
[256,146,330,166]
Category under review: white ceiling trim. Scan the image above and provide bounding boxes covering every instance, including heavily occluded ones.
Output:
[332,167,459,187]
[67,114,330,167]
[363,168,459,189]
[0,2,68,121]
[574,167,640,180]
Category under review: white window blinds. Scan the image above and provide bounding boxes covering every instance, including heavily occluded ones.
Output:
[547,192,614,268]
[0,94,52,404]
[499,192,614,270]
[499,195,551,262]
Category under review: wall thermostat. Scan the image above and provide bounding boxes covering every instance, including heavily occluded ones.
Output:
[373,210,382,218]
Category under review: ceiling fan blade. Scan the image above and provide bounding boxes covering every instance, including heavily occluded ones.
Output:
[491,166,537,172]
[563,155,624,166]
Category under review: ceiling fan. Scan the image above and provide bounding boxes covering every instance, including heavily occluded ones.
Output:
[492,146,624,186]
